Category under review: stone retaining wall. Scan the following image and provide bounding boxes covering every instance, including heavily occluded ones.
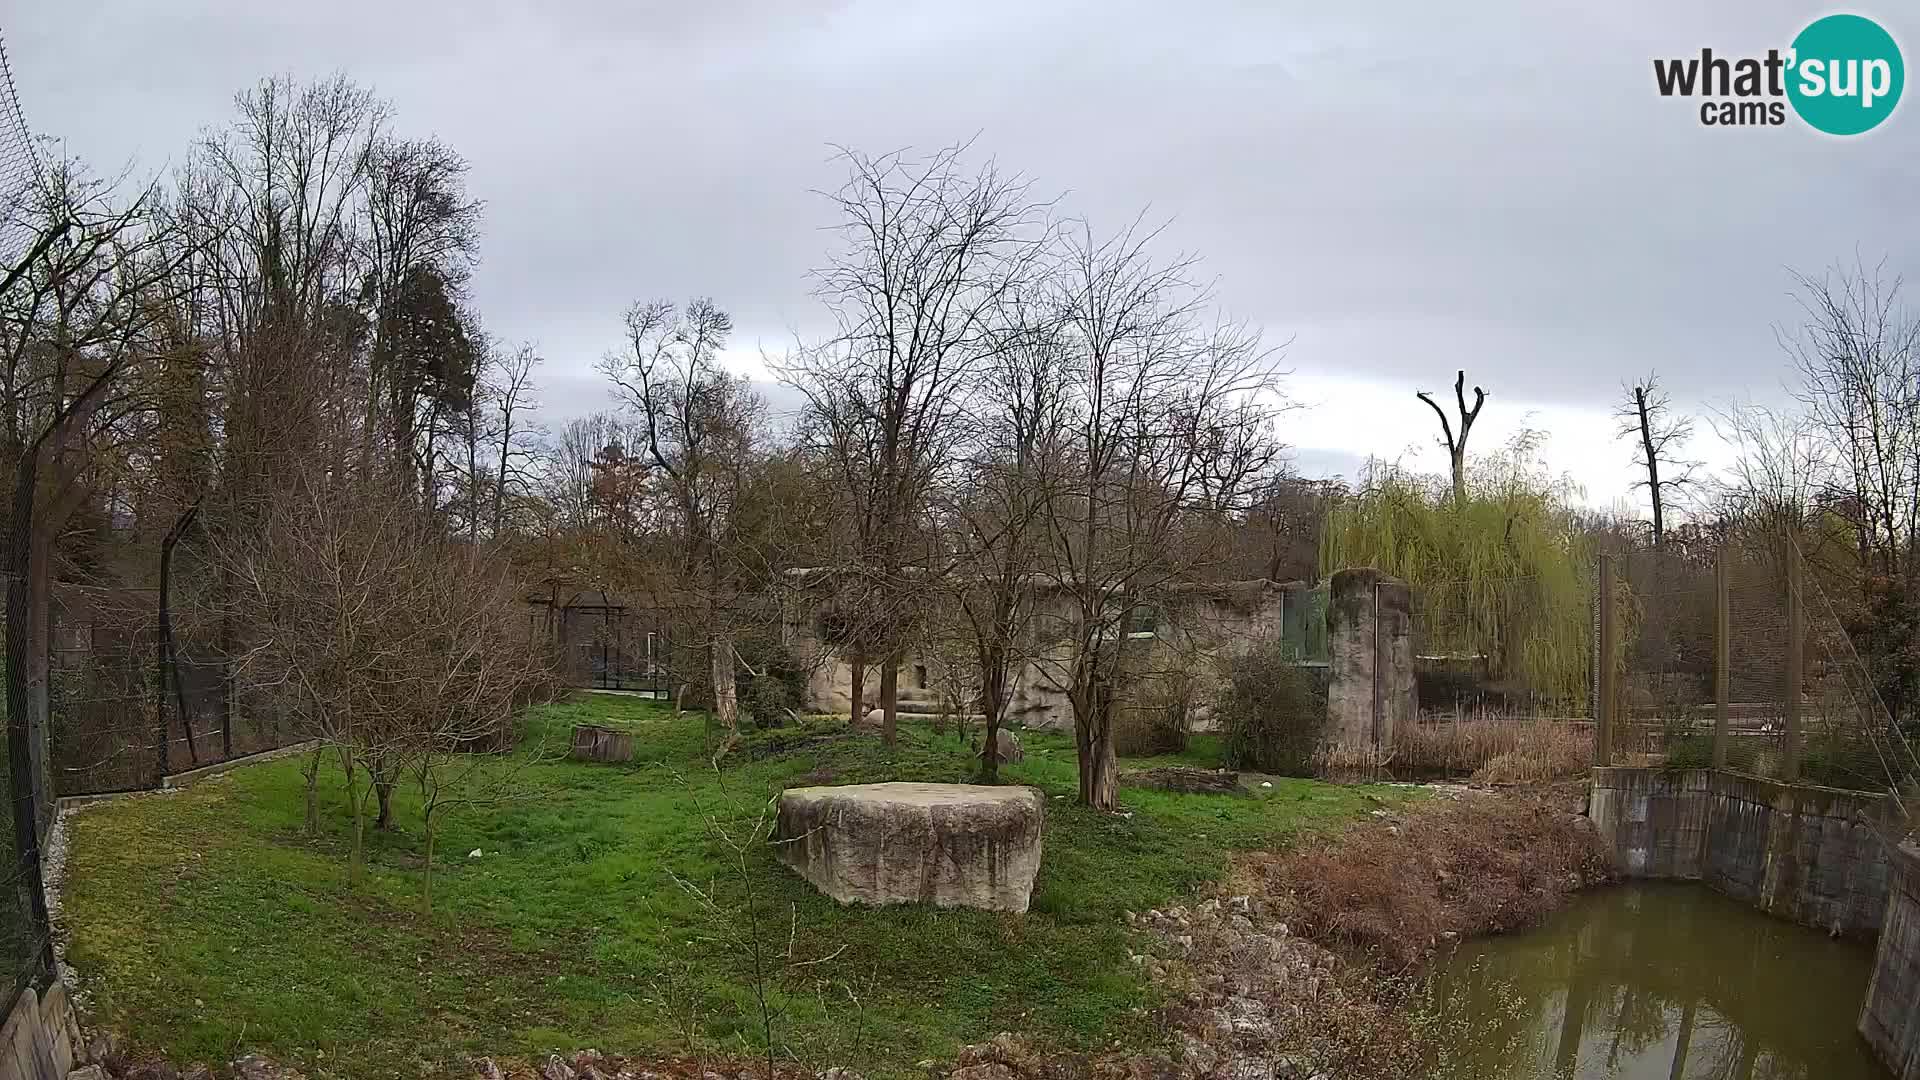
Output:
[1590,766,1919,1077]
[1862,843,1920,1080]
[1588,766,1892,936]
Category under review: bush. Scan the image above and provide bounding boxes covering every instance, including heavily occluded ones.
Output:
[1799,737,1905,792]
[1662,732,1713,772]
[738,674,797,728]
[734,634,808,729]
[1393,711,1593,783]
[1115,670,1195,757]
[1217,641,1326,777]
[1237,790,1616,971]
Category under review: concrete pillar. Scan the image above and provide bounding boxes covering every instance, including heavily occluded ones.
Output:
[1325,567,1415,757]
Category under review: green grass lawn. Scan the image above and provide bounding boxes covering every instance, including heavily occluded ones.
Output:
[61,695,1408,1077]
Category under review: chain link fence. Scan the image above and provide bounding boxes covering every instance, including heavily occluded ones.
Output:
[1608,547,1718,767]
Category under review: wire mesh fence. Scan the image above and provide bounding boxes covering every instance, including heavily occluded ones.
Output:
[46,579,306,797]
[0,35,56,1020]
[1799,568,1920,792]
[1609,547,1720,768]
[1598,536,1914,795]
[0,29,38,267]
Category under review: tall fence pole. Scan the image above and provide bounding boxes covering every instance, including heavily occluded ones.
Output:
[1597,553,1616,768]
[1712,547,1731,770]
[1783,534,1803,782]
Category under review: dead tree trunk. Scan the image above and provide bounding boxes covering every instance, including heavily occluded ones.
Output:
[1416,370,1487,504]
[848,649,867,725]
[1634,385,1665,546]
[710,629,739,739]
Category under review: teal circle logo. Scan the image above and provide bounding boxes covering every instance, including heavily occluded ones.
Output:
[1788,14,1904,135]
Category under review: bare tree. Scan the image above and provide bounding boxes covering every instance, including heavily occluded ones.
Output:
[941,291,1067,779]
[1237,473,1344,583]
[1416,369,1487,504]
[600,298,764,751]
[1614,372,1700,547]
[1036,221,1285,809]
[489,342,541,537]
[2,156,183,838]
[215,465,546,882]
[782,144,1052,748]
[1779,260,1920,576]
[451,338,542,544]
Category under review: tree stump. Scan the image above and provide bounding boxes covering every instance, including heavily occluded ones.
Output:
[570,724,635,763]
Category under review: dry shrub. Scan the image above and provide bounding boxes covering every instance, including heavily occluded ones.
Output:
[1392,710,1591,781]
[1237,789,1615,972]
[1470,725,1591,785]
[1317,741,1380,781]
[1114,670,1195,757]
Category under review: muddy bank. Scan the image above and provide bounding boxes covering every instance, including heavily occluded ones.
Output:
[936,786,1616,1080]
[1114,785,1614,1080]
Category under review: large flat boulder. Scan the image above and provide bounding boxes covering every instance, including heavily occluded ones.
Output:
[774,782,1046,912]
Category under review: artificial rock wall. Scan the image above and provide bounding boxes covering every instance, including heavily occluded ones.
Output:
[1588,766,1892,936]
[0,980,79,1080]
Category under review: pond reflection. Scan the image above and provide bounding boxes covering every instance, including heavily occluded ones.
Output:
[1427,883,1886,1079]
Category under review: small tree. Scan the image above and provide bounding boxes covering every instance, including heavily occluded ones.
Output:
[783,144,1051,748]
[216,466,546,883]
[1037,221,1284,809]
[600,298,771,753]
[941,292,1066,779]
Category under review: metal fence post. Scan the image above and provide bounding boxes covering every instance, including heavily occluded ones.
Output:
[1712,547,1731,770]
[1784,533,1803,782]
[1597,554,1615,768]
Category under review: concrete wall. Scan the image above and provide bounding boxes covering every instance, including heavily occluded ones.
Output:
[1589,766,1892,936]
[0,980,78,1080]
[1324,568,1414,753]
[785,581,1301,732]
[1862,843,1920,1080]
[1589,766,1920,1075]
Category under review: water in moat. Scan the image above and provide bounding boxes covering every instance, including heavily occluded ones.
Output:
[1427,882,1888,1079]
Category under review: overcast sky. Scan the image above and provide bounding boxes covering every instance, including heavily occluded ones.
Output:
[10,0,1918,508]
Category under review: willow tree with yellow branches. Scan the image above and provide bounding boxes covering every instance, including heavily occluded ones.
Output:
[1320,433,1596,706]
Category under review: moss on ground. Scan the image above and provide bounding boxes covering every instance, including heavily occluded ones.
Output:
[60,694,1410,1077]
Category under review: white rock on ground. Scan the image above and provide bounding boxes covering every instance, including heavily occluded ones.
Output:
[774,782,1045,913]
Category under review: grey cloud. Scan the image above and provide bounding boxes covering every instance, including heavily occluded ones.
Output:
[9,0,1914,438]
